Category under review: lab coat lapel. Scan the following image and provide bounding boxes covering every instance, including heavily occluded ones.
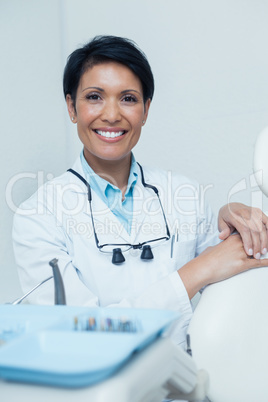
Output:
[69,157,131,243]
[130,172,166,245]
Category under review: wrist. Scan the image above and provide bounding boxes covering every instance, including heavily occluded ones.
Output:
[178,254,212,299]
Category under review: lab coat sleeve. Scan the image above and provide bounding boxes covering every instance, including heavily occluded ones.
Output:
[107,271,193,347]
[13,199,99,307]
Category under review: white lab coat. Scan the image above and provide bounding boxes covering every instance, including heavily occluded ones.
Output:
[12,157,219,347]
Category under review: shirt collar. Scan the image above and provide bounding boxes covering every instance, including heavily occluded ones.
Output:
[80,151,138,198]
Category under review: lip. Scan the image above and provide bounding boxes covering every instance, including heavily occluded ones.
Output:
[93,127,128,143]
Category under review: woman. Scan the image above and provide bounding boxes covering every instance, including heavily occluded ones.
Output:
[13,35,268,348]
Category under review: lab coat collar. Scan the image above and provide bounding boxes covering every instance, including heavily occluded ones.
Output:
[67,156,166,244]
[69,157,88,189]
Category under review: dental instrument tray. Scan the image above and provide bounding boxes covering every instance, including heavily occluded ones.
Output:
[0,305,180,388]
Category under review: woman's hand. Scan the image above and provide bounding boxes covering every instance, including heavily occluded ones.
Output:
[200,234,268,284]
[218,202,268,259]
[178,234,268,299]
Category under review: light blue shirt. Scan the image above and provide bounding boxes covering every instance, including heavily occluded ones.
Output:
[80,152,138,234]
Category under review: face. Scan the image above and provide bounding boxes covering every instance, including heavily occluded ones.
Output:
[66,61,150,167]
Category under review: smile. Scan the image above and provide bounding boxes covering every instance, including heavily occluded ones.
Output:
[94,130,126,138]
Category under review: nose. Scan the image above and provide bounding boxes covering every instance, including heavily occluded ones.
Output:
[101,99,121,123]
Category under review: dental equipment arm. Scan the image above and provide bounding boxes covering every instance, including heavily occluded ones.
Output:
[7,259,66,305]
[7,276,53,305]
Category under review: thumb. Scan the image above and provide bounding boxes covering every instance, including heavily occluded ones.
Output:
[218,220,232,240]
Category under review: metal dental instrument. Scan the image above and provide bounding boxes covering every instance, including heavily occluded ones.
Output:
[6,258,66,305]
[7,276,53,305]
[49,258,66,305]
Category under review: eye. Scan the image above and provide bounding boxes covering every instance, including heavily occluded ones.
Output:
[85,93,102,101]
[122,94,137,103]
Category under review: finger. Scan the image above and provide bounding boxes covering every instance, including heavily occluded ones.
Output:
[218,217,228,233]
[235,225,254,256]
[218,218,234,240]
[252,257,268,268]
[256,211,268,253]
[242,211,268,258]
[218,227,231,240]
[261,212,268,231]
[250,229,262,259]
[260,226,268,255]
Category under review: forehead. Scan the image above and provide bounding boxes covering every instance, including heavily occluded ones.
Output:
[78,61,143,92]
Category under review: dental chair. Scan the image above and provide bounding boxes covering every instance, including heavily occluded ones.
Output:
[187,127,268,402]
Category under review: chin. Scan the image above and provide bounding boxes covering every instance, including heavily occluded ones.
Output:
[96,149,131,161]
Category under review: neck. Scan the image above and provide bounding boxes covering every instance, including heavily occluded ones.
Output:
[83,151,132,193]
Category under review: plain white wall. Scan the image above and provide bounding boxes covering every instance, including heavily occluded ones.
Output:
[0,0,67,302]
[1,0,268,302]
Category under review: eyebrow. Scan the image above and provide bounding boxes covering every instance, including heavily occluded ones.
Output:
[82,87,142,96]
[82,86,104,92]
[121,89,142,96]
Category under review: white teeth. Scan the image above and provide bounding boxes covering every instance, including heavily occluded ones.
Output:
[96,130,124,138]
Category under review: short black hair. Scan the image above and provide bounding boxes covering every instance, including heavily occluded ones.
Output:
[63,35,154,106]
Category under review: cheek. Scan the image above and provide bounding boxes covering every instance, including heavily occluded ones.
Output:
[128,109,144,128]
[77,105,100,125]
[130,130,142,148]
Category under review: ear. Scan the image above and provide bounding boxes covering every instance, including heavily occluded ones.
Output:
[66,94,77,123]
[142,98,151,125]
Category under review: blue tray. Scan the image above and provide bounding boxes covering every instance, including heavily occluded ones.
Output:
[0,305,180,388]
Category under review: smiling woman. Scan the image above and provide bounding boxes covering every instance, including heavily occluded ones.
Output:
[12,35,268,349]
[66,61,150,190]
